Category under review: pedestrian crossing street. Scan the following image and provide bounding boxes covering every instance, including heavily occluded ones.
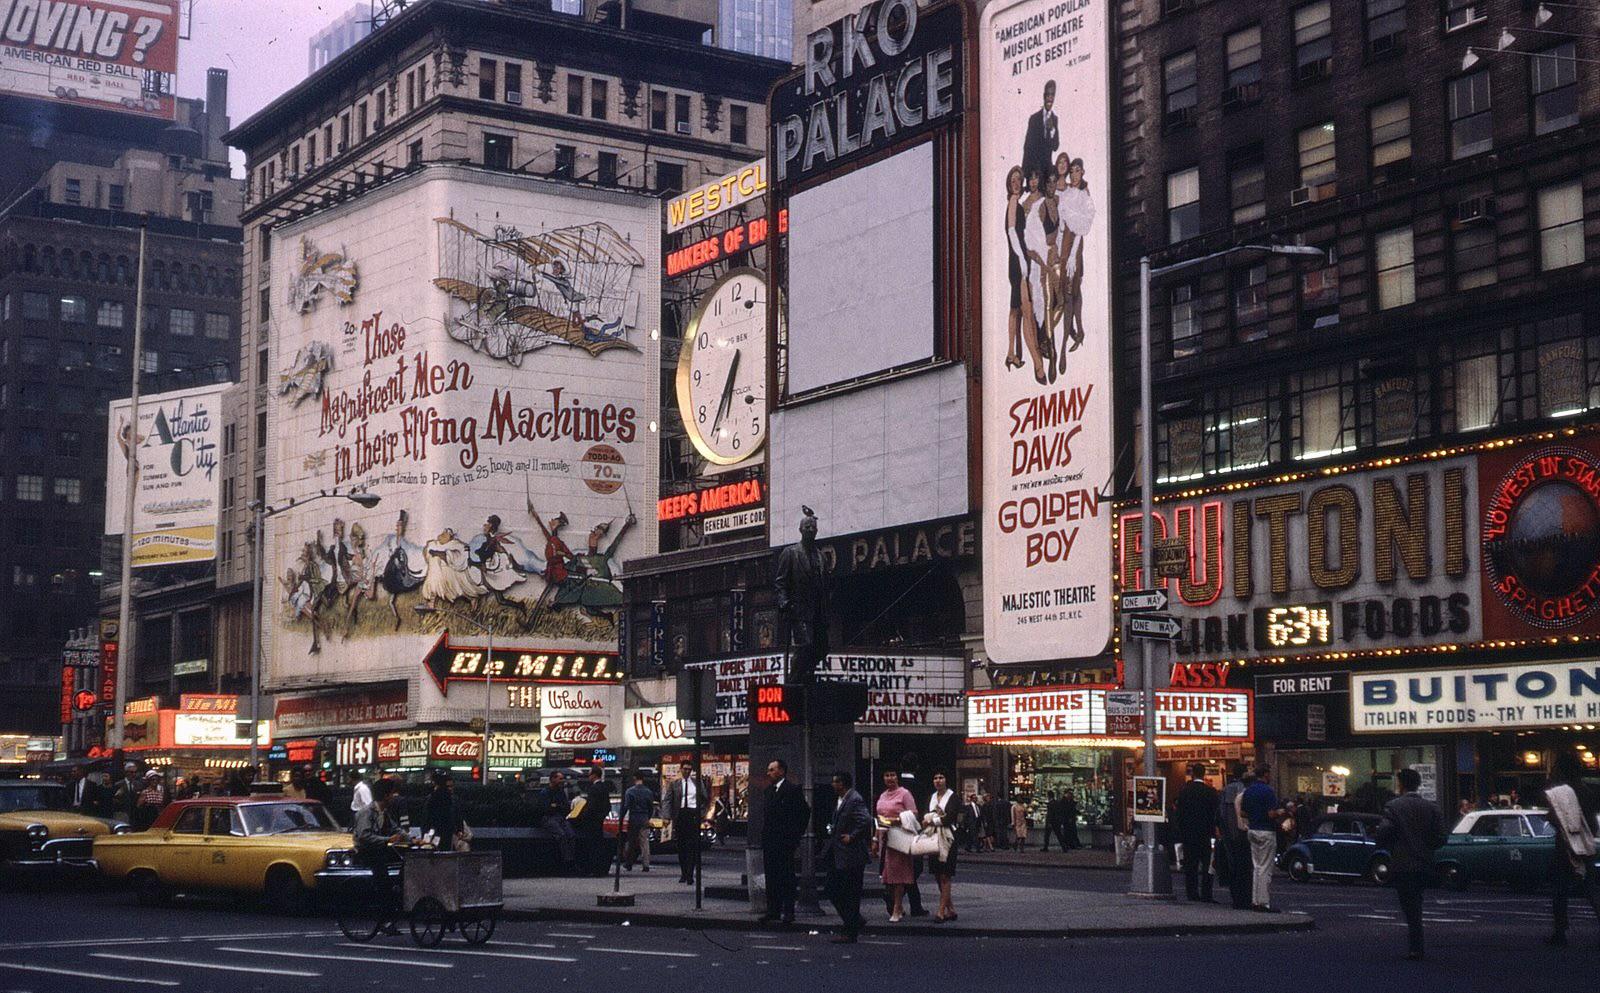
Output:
[0,924,909,989]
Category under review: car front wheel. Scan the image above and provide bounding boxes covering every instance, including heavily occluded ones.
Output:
[130,869,170,908]
[1286,855,1311,883]
[1439,863,1469,891]
[265,866,308,915]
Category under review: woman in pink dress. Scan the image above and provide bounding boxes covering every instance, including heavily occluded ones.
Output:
[872,769,919,922]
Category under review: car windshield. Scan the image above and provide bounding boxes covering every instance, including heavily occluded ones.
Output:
[0,786,68,813]
[238,802,337,836]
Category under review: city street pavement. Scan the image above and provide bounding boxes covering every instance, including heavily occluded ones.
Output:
[3,863,1595,992]
[504,848,1308,937]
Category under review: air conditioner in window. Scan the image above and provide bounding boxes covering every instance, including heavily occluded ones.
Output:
[1368,32,1403,58]
[1455,195,1496,225]
[1295,59,1331,84]
[1222,84,1254,108]
[1164,105,1195,129]
[675,121,692,135]
[1290,185,1312,206]
[506,91,522,105]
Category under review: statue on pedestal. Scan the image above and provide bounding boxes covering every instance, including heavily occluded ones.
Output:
[773,506,828,683]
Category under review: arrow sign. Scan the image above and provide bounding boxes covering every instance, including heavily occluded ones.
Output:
[1122,588,1168,612]
[1127,613,1181,640]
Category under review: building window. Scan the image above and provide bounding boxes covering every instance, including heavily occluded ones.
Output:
[258,285,270,322]
[1157,413,1205,483]
[290,144,300,176]
[141,349,159,374]
[1531,314,1595,418]
[1453,222,1497,290]
[1229,151,1265,224]
[674,94,692,134]
[598,151,619,186]
[1167,167,1200,244]
[53,478,80,504]
[58,342,84,370]
[1449,71,1492,159]
[493,60,516,104]
[650,90,668,130]
[1365,0,1405,56]
[405,70,416,112]
[729,103,748,144]
[1368,370,1423,446]
[479,57,497,100]
[1233,263,1269,339]
[1294,366,1357,460]
[1369,97,1412,178]
[95,343,122,370]
[567,74,584,114]
[1212,384,1277,474]
[18,429,46,455]
[1225,26,1262,104]
[409,139,423,166]
[1450,334,1501,432]
[1375,226,1416,309]
[1444,0,1484,32]
[1297,122,1337,192]
[205,312,230,339]
[60,295,87,323]
[373,92,386,131]
[1532,43,1579,135]
[306,133,317,168]
[483,132,512,170]
[108,184,125,210]
[256,411,267,450]
[63,178,81,204]
[1300,248,1340,330]
[57,430,81,457]
[657,162,685,194]
[15,475,43,502]
[1293,1,1334,82]
[324,124,334,157]
[1169,284,1200,358]
[591,78,608,120]
[340,114,350,151]
[1163,50,1198,127]
[21,291,48,319]
[169,308,196,336]
[554,144,576,180]
[1538,181,1585,271]
[357,102,368,139]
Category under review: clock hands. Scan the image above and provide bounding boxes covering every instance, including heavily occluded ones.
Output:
[712,348,741,434]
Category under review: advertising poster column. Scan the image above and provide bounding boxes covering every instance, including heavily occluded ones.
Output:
[979,0,1114,663]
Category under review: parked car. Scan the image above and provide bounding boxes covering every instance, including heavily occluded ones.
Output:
[1434,808,1582,891]
[0,780,130,875]
[1280,812,1392,884]
[93,796,362,912]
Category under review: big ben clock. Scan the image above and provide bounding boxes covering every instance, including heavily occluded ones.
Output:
[676,267,769,466]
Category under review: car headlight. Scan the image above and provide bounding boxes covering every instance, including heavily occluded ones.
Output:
[324,849,356,869]
[26,824,47,851]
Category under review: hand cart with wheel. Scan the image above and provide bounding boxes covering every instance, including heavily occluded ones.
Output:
[400,850,503,947]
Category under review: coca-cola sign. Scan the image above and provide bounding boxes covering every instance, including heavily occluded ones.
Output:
[540,683,623,749]
[430,734,482,761]
[544,721,607,745]
[376,737,401,763]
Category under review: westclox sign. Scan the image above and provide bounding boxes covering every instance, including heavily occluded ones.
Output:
[1352,660,1600,733]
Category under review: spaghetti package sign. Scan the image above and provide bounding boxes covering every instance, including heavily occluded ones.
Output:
[980,0,1115,663]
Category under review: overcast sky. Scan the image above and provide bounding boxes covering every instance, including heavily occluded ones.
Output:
[177,0,365,125]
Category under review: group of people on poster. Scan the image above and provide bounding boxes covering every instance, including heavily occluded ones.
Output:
[1004,79,1095,386]
[280,503,634,652]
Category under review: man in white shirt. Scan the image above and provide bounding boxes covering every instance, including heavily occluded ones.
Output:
[663,762,708,884]
[350,771,373,828]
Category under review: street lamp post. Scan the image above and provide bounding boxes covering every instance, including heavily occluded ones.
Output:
[248,489,380,774]
[415,603,493,780]
[1131,242,1324,897]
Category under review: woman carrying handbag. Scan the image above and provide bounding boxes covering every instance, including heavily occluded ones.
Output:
[924,772,960,922]
[871,769,918,923]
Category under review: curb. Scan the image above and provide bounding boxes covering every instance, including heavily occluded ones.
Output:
[499,905,1316,939]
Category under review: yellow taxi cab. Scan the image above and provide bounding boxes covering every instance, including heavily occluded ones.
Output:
[1,779,129,874]
[93,795,364,913]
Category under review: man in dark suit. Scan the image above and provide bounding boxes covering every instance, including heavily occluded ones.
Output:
[663,762,709,884]
[824,770,872,943]
[963,794,984,852]
[1021,80,1059,189]
[1041,792,1060,852]
[1059,791,1082,849]
[759,758,810,924]
[1175,763,1220,902]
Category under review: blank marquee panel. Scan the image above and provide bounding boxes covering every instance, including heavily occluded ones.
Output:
[785,142,936,396]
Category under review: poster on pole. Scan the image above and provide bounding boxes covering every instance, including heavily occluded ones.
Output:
[0,0,180,120]
[1132,776,1167,823]
[979,0,1115,663]
[104,382,226,566]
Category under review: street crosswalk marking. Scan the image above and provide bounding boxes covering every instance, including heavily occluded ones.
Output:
[748,944,804,950]
[544,933,596,939]
[0,931,339,951]
[216,945,454,968]
[0,961,180,987]
[394,946,579,964]
[92,952,320,978]
[584,947,699,958]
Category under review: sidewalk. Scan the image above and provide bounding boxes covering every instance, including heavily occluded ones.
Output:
[956,847,1120,870]
[500,864,1314,938]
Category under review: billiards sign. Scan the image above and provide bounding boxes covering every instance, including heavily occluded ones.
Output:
[1482,446,1600,631]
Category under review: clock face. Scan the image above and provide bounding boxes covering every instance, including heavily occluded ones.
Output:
[677,267,768,465]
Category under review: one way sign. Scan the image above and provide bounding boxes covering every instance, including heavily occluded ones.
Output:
[1127,614,1181,640]
[1121,588,1168,612]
